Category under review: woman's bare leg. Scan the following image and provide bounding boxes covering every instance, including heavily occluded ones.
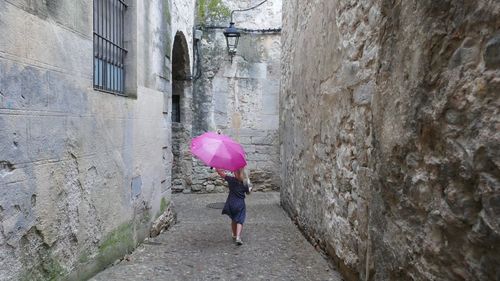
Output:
[231,221,237,237]
[236,223,243,238]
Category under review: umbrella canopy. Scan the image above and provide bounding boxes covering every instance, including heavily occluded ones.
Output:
[190,132,247,171]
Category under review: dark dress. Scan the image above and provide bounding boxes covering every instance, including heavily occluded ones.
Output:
[222,176,249,224]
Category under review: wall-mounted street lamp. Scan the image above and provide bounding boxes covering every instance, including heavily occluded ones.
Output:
[223,0,268,62]
[223,22,240,62]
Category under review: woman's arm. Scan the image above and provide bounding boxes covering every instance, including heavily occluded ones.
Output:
[215,168,226,179]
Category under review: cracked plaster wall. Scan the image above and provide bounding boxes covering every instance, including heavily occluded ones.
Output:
[0,0,195,279]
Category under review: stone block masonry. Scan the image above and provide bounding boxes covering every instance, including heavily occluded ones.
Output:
[281,0,500,280]
[172,0,282,193]
[0,0,196,280]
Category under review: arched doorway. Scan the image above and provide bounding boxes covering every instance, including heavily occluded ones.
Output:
[171,31,193,193]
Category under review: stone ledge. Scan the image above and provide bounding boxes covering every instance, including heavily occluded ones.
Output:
[150,204,177,238]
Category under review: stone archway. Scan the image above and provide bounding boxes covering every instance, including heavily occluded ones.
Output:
[171,31,193,193]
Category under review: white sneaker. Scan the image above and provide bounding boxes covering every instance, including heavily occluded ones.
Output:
[235,237,243,246]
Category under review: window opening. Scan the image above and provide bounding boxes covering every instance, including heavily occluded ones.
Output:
[93,0,128,95]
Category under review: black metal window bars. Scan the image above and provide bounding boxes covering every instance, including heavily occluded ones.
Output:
[93,0,127,95]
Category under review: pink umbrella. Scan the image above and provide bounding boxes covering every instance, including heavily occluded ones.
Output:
[190,132,247,171]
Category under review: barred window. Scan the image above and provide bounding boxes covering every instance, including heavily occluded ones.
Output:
[93,0,127,95]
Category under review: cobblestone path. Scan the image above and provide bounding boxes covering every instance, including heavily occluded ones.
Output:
[91,192,343,281]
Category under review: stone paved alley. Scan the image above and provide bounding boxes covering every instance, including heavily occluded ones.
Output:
[1,1,498,280]
[91,193,343,281]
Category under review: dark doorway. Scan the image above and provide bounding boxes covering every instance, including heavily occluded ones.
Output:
[171,31,192,193]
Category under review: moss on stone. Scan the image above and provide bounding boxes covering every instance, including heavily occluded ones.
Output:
[160,197,168,213]
[43,259,66,281]
[98,223,134,253]
[67,217,152,280]
[142,212,152,224]
[96,222,135,268]
[20,256,67,281]
[156,197,170,219]
[78,250,91,264]
[165,35,172,58]
[163,0,171,24]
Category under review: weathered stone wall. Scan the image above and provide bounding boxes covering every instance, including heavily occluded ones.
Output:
[170,0,196,194]
[0,0,194,279]
[281,1,500,280]
[173,0,282,193]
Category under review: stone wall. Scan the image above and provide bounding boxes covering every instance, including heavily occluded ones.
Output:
[172,0,282,193]
[0,0,195,279]
[281,1,500,280]
[169,0,196,195]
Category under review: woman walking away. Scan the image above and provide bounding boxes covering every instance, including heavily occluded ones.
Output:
[215,168,250,245]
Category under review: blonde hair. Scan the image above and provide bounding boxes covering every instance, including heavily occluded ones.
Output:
[235,168,251,187]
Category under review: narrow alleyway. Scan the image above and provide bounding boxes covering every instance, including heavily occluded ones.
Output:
[90,193,343,281]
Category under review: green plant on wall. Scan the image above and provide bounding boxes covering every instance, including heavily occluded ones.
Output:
[198,0,206,23]
[198,0,231,25]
